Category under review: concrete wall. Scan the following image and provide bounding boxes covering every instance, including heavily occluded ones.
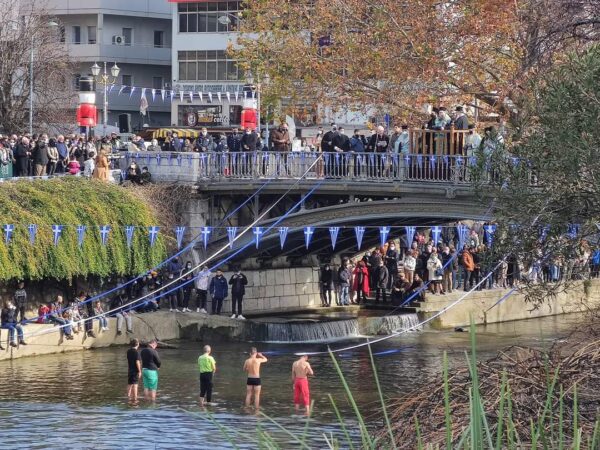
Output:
[419,279,600,329]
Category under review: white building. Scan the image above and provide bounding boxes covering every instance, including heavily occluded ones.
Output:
[46,0,172,129]
[170,0,246,130]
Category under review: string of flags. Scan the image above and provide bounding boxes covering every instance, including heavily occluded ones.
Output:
[108,84,253,104]
[0,223,587,251]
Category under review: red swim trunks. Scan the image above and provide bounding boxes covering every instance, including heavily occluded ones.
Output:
[294,377,310,406]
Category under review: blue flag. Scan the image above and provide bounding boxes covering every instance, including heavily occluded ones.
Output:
[201,226,211,249]
[379,226,390,247]
[567,224,580,239]
[405,226,416,248]
[355,226,365,250]
[148,226,160,247]
[457,224,470,250]
[99,225,111,246]
[483,224,497,247]
[77,225,87,247]
[52,225,64,246]
[28,224,38,245]
[3,224,14,244]
[279,227,289,249]
[329,227,340,250]
[304,227,314,249]
[227,227,237,249]
[125,226,135,248]
[253,227,262,248]
[175,226,186,250]
[431,226,442,246]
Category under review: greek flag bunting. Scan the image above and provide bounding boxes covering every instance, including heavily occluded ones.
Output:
[253,227,262,248]
[304,227,314,249]
[3,224,14,244]
[227,227,237,249]
[379,226,390,247]
[28,224,37,244]
[76,225,87,247]
[99,225,111,246]
[567,224,580,239]
[483,224,497,247]
[329,227,340,250]
[201,226,211,249]
[148,226,160,247]
[279,227,289,249]
[355,226,365,250]
[457,224,470,250]
[431,226,442,246]
[175,226,186,250]
[52,225,64,246]
[125,226,135,248]
[405,226,416,247]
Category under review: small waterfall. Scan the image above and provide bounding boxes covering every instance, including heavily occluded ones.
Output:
[251,319,360,343]
[377,314,422,334]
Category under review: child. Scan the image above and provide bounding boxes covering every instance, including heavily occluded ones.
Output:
[94,300,109,331]
[83,151,96,178]
[67,155,81,175]
[37,304,51,324]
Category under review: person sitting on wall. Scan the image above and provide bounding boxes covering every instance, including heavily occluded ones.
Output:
[140,167,152,185]
[127,160,141,184]
[1,300,27,347]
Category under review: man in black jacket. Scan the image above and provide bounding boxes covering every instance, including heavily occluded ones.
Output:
[321,124,337,176]
[332,128,351,177]
[14,137,31,177]
[32,139,49,176]
[337,259,352,306]
[1,300,26,347]
[229,268,248,319]
[374,260,389,302]
[368,126,390,177]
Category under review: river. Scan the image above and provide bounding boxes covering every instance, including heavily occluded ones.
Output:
[0,314,584,449]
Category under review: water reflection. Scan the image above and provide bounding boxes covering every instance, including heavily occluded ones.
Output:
[0,314,583,447]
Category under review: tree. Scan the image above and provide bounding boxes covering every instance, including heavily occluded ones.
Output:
[0,0,75,133]
[235,0,600,125]
[474,44,600,306]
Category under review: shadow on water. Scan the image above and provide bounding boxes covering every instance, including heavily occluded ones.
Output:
[0,313,586,447]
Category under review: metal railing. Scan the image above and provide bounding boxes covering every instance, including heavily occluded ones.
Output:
[122,151,478,184]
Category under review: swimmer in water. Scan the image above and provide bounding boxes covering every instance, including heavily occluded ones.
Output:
[292,354,314,415]
[243,347,268,409]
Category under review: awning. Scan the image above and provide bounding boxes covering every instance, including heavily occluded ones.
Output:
[152,128,200,139]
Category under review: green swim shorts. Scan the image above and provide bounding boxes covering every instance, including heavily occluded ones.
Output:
[142,368,159,391]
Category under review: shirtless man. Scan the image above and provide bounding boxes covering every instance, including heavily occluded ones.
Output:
[292,354,314,415]
[243,347,268,409]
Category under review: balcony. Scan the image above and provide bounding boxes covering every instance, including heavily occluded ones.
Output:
[66,43,171,65]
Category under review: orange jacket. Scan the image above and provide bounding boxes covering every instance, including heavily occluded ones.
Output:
[462,251,475,271]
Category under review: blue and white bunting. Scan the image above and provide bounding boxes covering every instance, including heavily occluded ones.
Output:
[567,223,580,239]
[405,226,416,247]
[125,225,135,248]
[304,226,314,249]
[253,227,262,248]
[457,224,470,250]
[52,224,64,246]
[539,225,550,242]
[99,225,111,246]
[76,225,87,247]
[431,226,442,246]
[28,224,37,244]
[329,227,340,250]
[201,226,211,250]
[278,227,289,249]
[175,226,186,250]
[227,227,237,249]
[148,226,160,247]
[483,224,497,247]
[379,226,390,247]
[355,226,365,250]
[3,224,14,244]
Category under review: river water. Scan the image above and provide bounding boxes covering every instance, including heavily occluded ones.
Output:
[0,314,584,449]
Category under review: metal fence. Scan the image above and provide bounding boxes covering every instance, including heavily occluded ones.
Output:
[122,151,478,184]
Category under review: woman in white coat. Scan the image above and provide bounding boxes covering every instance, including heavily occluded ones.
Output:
[427,249,444,295]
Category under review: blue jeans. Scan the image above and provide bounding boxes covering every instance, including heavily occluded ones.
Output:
[339,285,349,305]
[97,316,108,329]
[48,316,73,336]
[2,323,24,342]
[550,265,560,282]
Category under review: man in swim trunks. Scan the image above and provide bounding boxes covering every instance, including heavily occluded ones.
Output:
[140,339,161,402]
[126,338,142,403]
[198,344,216,406]
[292,354,314,415]
[243,347,268,409]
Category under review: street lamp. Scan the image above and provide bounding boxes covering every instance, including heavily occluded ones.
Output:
[29,20,59,135]
[246,72,270,145]
[91,62,120,136]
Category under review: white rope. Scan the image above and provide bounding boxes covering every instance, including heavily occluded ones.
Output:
[24,157,323,339]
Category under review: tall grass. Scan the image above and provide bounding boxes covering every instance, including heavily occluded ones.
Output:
[198,320,600,448]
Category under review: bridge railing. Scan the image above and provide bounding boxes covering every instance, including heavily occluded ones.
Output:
[409,128,471,155]
[121,151,477,184]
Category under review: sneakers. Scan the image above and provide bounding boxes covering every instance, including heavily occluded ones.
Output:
[230,314,237,319]
[9,341,17,348]
[237,315,246,320]
[196,308,200,313]
[117,330,123,336]
[126,329,133,334]
[19,340,27,346]
[169,308,173,312]
[102,327,109,331]
[200,308,207,314]
[65,334,74,340]
[87,331,97,338]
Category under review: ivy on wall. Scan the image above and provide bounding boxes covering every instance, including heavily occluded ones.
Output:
[0,178,167,281]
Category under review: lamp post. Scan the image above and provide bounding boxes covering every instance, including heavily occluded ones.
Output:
[29,20,59,135]
[91,62,120,136]
[246,73,270,148]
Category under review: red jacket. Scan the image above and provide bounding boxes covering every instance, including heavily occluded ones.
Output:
[352,265,370,293]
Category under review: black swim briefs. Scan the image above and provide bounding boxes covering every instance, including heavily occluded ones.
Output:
[247,377,261,386]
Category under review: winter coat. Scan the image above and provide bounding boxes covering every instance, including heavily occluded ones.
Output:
[229,273,248,296]
[352,265,370,293]
[1,307,18,325]
[195,270,211,291]
[385,248,398,273]
[403,255,417,271]
[241,132,258,152]
[427,255,443,281]
[375,265,389,288]
[270,128,290,152]
[13,288,27,307]
[209,275,228,299]
[368,134,390,153]
[462,251,475,271]
[32,143,49,166]
[227,133,242,152]
[338,266,352,287]
[320,267,334,289]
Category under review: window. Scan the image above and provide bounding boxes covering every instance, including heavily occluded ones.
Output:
[59,25,65,43]
[72,25,81,44]
[121,74,132,93]
[152,76,164,90]
[73,73,81,90]
[122,27,132,45]
[178,1,242,33]
[87,26,96,44]
[153,30,164,48]
[177,50,240,81]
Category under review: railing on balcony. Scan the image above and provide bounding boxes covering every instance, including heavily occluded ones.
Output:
[121,151,479,184]
[409,128,470,155]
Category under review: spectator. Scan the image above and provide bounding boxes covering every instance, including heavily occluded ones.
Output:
[13,281,28,323]
[126,160,141,184]
[352,260,370,304]
[140,167,152,184]
[453,106,469,130]
[109,291,133,335]
[270,123,291,152]
[194,128,214,152]
[93,150,110,181]
[241,126,258,152]
[209,269,228,315]
[320,264,334,307]
[407,273,426,304]
[180,261,195,313]
[227,128,242,152]
[1,300,27,347]
[229,267,248,319]
[83,150,96,178]
[461,246,475,291]
[385,242,399,289]
[195,265,211,313]
[47,295,74,339]
[94,300,109,332]
[441,245,454,293]
[56,135,69,173]
[67,155,80,175]
[183,138,194,152]
[147,139,161,152]
[14,137,31,177]
[391,273,411,306]
[47,138,59,175]
[374,259,389,302]
[337,259,352,306]
[403,249,417,284]
[427,249,444,295]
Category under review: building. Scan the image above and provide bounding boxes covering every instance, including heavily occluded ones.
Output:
[47,0,172,130]
[170,0,246,130]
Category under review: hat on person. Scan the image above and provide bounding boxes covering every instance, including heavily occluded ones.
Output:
[455,106,464,112]
[468,124,475,130]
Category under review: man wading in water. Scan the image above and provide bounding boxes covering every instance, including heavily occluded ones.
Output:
[126,338,142,404]
[243,347,268,409]
[292,354,314,415]
[140,339,161,402]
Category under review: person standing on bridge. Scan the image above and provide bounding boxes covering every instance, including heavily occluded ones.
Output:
[229,267,248,320]
[243,347,268,409]
[209,269,228,315]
